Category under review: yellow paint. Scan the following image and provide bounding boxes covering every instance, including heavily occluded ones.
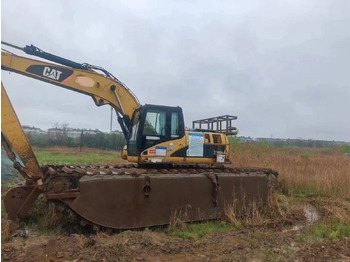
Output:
[1,52,140,119]
[1,83,42,178]
[136,131,230,165]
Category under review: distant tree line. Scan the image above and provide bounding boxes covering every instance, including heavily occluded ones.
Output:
[25,124,125,151]
[237,136,349,148]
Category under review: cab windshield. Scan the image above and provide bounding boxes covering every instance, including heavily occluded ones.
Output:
[143,111,166,136]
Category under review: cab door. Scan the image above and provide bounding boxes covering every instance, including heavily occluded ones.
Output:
[127,105,185,156]
[141,110,167,151]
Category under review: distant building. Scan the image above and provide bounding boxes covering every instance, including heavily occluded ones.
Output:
[22,125,46,137]
[47,128,102,140]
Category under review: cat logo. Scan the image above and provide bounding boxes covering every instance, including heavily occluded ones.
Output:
[43,66,63,81]
[26,65,73,82]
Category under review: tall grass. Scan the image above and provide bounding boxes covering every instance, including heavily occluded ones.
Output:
[230,143,350,199]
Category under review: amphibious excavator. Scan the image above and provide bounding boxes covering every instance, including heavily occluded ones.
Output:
[1,42,277,230]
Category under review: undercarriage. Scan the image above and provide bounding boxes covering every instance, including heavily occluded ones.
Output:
[4,164,278,230]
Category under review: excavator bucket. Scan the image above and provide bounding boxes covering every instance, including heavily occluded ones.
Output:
[3,185,42,220]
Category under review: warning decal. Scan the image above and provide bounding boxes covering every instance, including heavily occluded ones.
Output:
[187,133,204,157]
[155,146,167,157]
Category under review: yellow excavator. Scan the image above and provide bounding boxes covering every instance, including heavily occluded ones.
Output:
[1,42,277,230]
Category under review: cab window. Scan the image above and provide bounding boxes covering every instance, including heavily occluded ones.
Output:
[127,110,140,156]
[130,111,140,142]
[143,111,166,136]
[171,112,179,138]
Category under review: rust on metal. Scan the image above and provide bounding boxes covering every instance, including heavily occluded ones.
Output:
[46,192,80,200]
[192,115,238,135]
[62,172,268,229]
[3,185,42,220]
[48,167,57,176]
[204,173,219,206]
[4,163,278,229]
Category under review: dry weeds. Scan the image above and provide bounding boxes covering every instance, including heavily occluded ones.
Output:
[1,219,17,243]
[223,192,307,229]
[230,143,350,199]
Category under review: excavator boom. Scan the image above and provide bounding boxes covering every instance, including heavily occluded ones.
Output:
[1,42,140,137]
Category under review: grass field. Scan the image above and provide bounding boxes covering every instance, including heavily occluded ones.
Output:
[35,151,122,166]
[32,146,125,165]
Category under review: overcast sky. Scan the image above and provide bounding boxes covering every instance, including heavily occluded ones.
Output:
[2,0,350,141]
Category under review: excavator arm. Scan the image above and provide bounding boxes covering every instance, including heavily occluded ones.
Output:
[1,42,141,137]
[2,82,44,220]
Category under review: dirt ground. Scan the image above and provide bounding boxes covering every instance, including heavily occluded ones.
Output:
[2,198,350,262]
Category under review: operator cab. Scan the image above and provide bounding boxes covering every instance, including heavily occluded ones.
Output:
[127,104,185,156]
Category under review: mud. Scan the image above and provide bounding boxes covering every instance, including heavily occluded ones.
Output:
[2,200,350,262]
[2,224,349,262]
